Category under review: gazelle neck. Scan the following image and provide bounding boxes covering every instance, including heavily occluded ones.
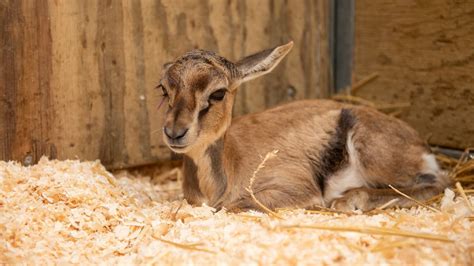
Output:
[185,137,227,206]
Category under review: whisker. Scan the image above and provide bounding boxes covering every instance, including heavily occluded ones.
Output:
[151,128,162,135]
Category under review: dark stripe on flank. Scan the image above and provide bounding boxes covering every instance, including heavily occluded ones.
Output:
[308,109,356,194]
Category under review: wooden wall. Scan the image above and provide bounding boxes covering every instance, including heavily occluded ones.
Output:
[354,0,474,149]
[0,0,331,169]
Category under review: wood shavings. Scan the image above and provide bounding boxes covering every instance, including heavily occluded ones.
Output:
[0,158,473,265]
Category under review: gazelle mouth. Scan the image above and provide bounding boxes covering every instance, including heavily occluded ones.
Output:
[169,145,188,150]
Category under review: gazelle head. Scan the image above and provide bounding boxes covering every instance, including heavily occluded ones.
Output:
[158,42,294,154]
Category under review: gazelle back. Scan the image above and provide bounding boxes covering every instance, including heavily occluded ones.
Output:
[157,42,450,212]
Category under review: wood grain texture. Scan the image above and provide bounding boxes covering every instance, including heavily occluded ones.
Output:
[354,0,474,149]
[0,0,56,165]
[0,0,331,168]
[0,1,15,161]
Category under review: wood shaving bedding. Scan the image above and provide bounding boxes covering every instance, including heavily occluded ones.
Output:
[0,158,473,265]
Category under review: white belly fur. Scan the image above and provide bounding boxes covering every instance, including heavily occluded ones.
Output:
[323,133,366,204]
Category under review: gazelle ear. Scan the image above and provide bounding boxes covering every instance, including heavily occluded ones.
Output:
[160,62,174,77]
[235,41,293,84]
[163,62,173,70]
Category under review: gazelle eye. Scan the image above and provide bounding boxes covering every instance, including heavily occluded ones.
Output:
[209,89,226,101]
[156,84,168,97]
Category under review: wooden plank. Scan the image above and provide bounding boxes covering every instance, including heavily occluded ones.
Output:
[0,0,331,168]
[0,1,15,161]
[48,1,104,164]
[0,0,55,165]
[354,0,474,149]
[232,0,333,114]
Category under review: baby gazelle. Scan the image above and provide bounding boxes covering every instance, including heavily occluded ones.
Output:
[157,42,450,212]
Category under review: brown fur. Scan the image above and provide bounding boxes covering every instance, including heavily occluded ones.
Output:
[157,42,450,212]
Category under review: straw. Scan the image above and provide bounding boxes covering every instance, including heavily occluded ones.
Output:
[281,224,453,243]
[388,185,441,213]
[455,182,474,212]
[245,150,283,220]
[351,72,379,94]
[156,237,216,254]
[331,95,376,107]
[376,198,400,210]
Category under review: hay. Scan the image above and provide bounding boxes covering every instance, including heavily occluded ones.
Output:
[388,185,441,213]
[331,72,411,114]
[245,150,282,219]
[1,158,473,265]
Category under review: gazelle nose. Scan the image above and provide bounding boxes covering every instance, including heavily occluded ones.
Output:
[164,126,188,140]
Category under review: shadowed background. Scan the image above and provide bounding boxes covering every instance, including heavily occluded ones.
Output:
[0,0,473,169]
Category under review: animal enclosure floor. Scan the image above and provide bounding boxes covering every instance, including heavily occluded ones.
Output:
[0,159,473,265]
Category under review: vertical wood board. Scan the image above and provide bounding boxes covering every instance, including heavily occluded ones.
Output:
[354,0,474,149]
[0,0,331,168]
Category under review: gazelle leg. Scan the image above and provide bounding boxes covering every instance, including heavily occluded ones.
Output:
[226,184,323,213]
[330,184,445,212]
